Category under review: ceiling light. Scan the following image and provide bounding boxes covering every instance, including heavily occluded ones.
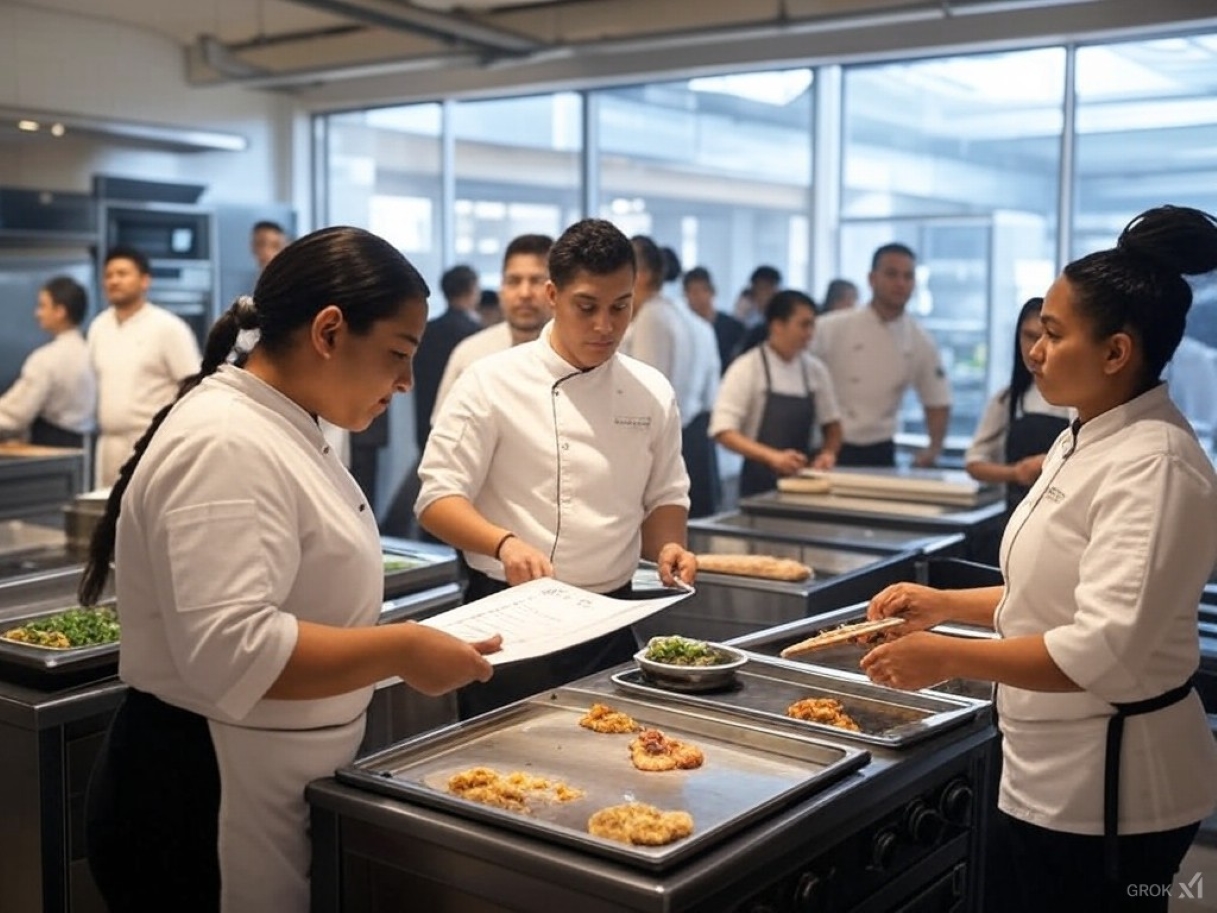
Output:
[50,123,66,137]
[17,120,39,132]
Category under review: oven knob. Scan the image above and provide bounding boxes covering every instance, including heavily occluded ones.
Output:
[870,828,899,871]
[904,799,946,846]
[939,778,974,825]
[794,871,827,909]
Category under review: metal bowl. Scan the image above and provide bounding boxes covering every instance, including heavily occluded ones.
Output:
[633,640,749,693]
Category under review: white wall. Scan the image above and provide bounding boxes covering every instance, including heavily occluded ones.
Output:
[0,2,296,205]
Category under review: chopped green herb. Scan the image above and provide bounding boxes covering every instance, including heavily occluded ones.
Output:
[3,606,120,649]
[643,635,730,667]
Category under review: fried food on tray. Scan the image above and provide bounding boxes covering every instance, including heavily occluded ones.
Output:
[447,766,584,813]
[588,802,695,846]
[786,697,861,731]
[628,728,705,772]
[579,703,641,734]
[2,606,120,649]
[695,553,813,582]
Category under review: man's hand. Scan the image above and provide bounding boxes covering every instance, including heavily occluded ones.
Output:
[768,448,809,477]
[497,536,554,586]
[656,542,697,587]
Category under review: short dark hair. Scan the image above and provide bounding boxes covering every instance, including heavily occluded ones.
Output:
[765,289,816,325]
[252,220,286,236]
[630,235,665,291]
[660,246,682,283]
[823,278,857,309]
[479,289,500,311]
[683,266,714,291]
[104,245,150,275]
[549,219,635,289]
[750,265,782,286]
[440,264,479,302]
[871,243,916,271]
[503,233,553,268]
[43,276,88,326]
[1064,205,1217,381]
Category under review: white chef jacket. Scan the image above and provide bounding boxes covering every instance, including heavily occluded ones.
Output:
[963,385,1072,466]
[88,303,201,485]
[683,305,720,422]
[116,364,382,911]
[0,328,95,435]
[431,321,513,424]
[810,305,951,445]
[710,344,841,442]
[994,384,1217,835]
[621,294,697,425]
[417,325,690,592]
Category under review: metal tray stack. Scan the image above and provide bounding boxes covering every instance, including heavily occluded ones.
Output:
[338,689,868,872]
[613,655,983,748]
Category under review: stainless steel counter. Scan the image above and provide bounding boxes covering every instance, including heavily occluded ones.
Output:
[0,445,84,523]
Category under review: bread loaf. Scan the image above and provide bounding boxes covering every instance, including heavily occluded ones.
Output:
[777,476,831,494]
[695,553,813,582]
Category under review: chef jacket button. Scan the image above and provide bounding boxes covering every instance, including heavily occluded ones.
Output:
[323,445,331,454]
[561,443,570,451]
[358,503,366,512]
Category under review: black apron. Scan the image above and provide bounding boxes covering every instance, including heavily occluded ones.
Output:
[1004,410,1070,512]
[1103,679,1195,881]
[682,410,719,518]
[29,416,84,449]
[738,348,816,498]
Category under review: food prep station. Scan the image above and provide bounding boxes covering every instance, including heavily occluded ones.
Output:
[0,445,85,527]
[0,534,464,913]
[308,645,997,913]
[631,528,963,645]
[726,468,1009,566]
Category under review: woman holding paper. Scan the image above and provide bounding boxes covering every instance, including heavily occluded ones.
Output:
[860,206,1217,911]
[417,218,697,716]
[77,227,499,913]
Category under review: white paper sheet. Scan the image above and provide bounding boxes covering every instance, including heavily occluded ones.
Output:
[419,577,693,665]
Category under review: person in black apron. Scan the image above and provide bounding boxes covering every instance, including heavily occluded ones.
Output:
[860,206,1217,911]
[713,290,842,499]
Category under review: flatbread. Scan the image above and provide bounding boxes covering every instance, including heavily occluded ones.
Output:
[779,617,906,657]
[777,475,832,494]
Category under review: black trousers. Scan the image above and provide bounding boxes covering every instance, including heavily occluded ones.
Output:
[86,689,221,912]
[984,810,1200,913]
[836,439,896,467]
[456,570,639,720]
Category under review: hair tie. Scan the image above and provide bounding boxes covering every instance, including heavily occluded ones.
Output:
[236,295,259,322]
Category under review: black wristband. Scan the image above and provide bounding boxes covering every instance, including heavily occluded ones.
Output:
[493,532,516,560]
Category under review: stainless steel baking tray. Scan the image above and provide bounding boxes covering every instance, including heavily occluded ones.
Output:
[612,655,982,748]
[0,600,119,682]
[380,538,460,599]
[337,688,868,872]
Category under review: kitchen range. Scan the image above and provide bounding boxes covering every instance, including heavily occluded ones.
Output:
[308,632,997,913]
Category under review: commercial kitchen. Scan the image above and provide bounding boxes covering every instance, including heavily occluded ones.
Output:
[3,2,1217,912]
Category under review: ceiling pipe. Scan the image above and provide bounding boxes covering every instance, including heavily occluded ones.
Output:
[286,0,541,53]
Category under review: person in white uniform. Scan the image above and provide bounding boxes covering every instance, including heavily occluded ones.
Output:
[88,246,201,487]
[78,227,500,913]
[432,233,554,421]
[965,297,1072,515]
[624,235,720,516]
[860,206,1217,912]
[418,218,697,717]
[811,243,951,467]
[0,275,95,447]
[712,290,843,497]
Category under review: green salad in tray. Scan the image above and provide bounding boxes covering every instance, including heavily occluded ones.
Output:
[382,554,423,572]
[2,606,120,650]
[643,635,733,667]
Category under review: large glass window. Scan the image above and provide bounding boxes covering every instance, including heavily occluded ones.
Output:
[592,71,813,315]
[1074,36,1217,448]
[323,104,443,290]
[841,49,1065,441]
[452,94,582,287]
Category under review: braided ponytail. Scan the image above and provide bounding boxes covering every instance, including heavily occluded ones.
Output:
[78,299,258,605]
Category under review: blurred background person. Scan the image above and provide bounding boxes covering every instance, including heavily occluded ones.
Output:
[412,264,481,455]
[822,278,859,313]
[733,265,782,327]
[477,288,502,326]
[684,266,744,374]
[250,220,288,273]
[0,275,95,448]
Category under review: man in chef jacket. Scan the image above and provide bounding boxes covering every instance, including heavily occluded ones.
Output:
[87,246,201,488]
[416,218,696,717]
[810,243,951,467]
[0,275,96,447]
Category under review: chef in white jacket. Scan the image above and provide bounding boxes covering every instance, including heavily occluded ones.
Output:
[861,205,1217,912]
[0,275,95,447]
[88,246,201,486]
[79,227,498,913]
[418,218,696,717]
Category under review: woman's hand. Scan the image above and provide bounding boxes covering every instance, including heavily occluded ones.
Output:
[657,542,697,587]
[498,536,554,586]
[396,625,501,696]
[867,582,951,633]
[859,632,950,691]
[768,448,809,477]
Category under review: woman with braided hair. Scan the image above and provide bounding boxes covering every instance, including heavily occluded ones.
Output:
[861,205,1217,911]
[80,226,500,912]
